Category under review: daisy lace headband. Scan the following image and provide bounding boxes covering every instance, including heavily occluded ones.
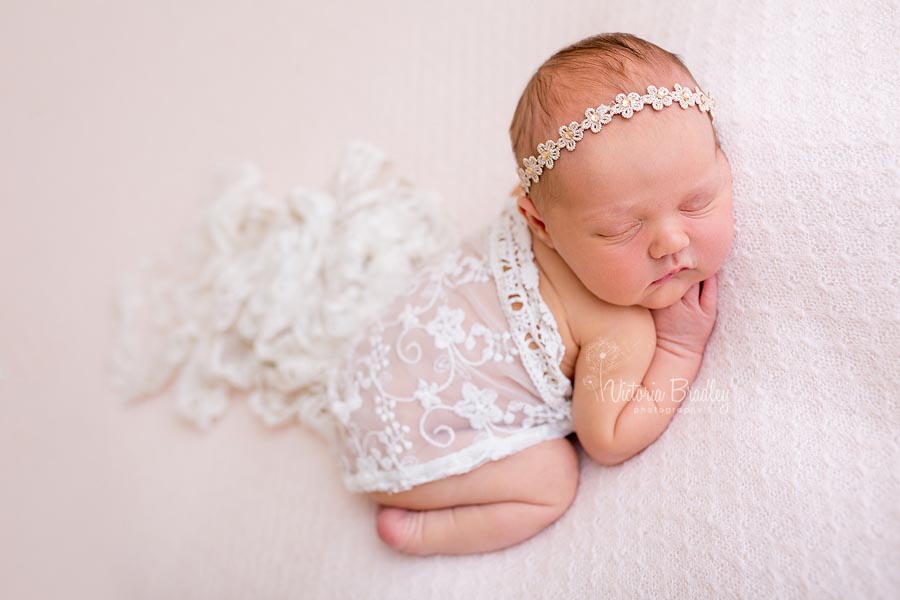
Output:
[516,83,718,195]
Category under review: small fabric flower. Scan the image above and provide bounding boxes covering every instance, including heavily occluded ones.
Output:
[536,140,560,169]
[425,305,467,349]
[697,89,716,116]
[520,155,542,182]
[557,121,584,151]
[413,378,442,410]
[614,91,645,118]
[674,83,697,109]
[517,168,532,194]
[582,105,613,132]
[645,85,673,110]
[455,382,503,430]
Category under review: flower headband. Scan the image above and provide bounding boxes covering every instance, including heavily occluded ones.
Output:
[516,83,717,195]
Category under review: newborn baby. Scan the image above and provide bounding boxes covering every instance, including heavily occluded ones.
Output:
[325,32,734,557]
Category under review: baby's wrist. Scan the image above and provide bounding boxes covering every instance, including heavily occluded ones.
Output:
[649,343,703,387]
[654,337,706,364]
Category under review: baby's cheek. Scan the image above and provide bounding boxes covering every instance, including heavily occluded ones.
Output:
[607,252,647,283]
[597,257,647,302]
[697,213,734,273]
[712,213,735,261]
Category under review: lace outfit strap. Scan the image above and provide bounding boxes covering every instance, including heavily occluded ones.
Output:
[489,199,573,409]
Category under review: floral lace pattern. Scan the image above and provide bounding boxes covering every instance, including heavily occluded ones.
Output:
[326,201,574,494]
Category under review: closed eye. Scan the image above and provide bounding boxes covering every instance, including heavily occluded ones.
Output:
[681,198,715,214]
[597,222,641,238]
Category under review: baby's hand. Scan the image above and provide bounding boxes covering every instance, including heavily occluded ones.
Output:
[649,273,719,360]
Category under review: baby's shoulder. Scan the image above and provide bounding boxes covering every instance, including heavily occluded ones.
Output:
[567,292,655,350]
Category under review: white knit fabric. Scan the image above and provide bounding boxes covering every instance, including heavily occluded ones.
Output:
[108,0,900,597]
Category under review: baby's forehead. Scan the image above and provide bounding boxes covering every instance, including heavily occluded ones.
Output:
[568,103,713,165]
[554,128,719,204]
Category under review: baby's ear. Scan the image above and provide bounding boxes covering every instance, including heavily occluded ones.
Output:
[516,194,555,249]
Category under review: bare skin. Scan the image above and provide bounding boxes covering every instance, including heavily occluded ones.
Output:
[370,436,579,556]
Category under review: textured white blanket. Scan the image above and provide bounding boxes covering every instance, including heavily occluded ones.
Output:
[315,1,900,596]
[109,0,900,597]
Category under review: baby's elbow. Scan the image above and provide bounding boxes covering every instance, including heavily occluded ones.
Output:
[580,435,631,467]
[591,449,630,467]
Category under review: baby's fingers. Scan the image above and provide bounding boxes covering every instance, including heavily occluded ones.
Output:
[699,273,718,314]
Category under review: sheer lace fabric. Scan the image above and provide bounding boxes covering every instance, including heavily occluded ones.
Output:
[325,199,574,494]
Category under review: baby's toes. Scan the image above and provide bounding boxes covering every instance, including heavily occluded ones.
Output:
[376,506,417,551]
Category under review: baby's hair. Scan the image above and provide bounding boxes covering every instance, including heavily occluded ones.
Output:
[509,32,722,212]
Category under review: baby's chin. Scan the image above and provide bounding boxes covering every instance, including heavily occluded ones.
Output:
[636,278,696,309]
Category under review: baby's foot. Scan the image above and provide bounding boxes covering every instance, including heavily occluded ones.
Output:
[377,500,569,556]
[376,506,423,554]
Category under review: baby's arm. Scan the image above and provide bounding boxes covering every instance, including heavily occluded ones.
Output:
[572,277,718,466]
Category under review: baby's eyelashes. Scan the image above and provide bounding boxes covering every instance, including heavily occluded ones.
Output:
[595,221,642,239]
[681,197,715,213]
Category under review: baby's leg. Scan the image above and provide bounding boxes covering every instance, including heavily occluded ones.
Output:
[369,436,579,556]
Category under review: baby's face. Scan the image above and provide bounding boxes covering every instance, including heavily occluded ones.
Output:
[529,102,733,310]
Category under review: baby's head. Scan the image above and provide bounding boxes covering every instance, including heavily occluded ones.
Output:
[508,32,734,310]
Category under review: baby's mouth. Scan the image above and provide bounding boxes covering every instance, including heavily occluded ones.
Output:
[651,267,687,285]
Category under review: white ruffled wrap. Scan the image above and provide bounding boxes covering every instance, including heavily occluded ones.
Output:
[109,140,459,444]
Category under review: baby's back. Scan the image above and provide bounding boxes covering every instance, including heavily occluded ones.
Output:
[326,205,575,495]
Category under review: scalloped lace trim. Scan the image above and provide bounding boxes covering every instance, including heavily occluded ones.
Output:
[488,200,573,409]
[340,421,574,494]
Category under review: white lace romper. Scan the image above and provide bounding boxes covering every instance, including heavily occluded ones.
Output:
[325,199,575,494]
